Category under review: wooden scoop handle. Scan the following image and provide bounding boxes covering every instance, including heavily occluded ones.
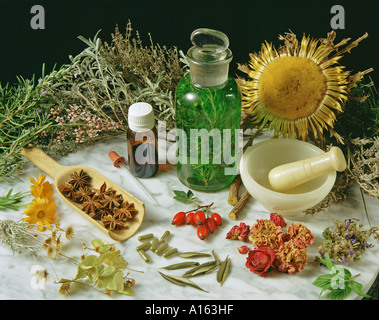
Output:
[268,146,346,192]
[21,146,64,179]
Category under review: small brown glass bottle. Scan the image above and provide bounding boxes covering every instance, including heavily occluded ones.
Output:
[127,102,159,178]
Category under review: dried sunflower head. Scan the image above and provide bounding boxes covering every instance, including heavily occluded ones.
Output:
[238,31,372,141]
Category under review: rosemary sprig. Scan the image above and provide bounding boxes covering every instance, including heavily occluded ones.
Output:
[0,189,29,210]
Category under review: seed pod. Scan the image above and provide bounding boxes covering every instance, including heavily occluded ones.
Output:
[138,233,154,242]
[136,241,151,251]
[155,242,169,255]
[150,237,159,251]
[160,230,170,243]
[163,248,178,258]
[138,250,150,263]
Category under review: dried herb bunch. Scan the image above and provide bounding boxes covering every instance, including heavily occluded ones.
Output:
[0,66,72,182]
[0,217,74,258]
[306,78,379,215]
[58,171,138,231]
[0,22,186,181]
[103,22,187,126]
[317,218,378,265]
[43,21,186,155]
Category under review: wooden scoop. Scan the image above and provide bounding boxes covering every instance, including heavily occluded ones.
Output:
[268,146,346,193]
[21,146,145,241]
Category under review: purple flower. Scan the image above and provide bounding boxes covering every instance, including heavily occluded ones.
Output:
[343,219,352,229]
[364,240,373,249]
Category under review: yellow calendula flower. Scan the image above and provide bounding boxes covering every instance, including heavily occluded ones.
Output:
[23,197,57,231]
[29,172,54,199]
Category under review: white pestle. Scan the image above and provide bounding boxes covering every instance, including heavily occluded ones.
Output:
[268,146,347,193]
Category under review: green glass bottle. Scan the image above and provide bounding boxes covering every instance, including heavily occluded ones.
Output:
[175,28,241,192]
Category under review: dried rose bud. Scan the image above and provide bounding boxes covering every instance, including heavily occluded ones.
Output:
[270,212,286,228]
[237,245,250,254]
[226,222,250,241]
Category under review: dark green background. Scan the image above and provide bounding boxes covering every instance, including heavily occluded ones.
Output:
[0,0,378,85]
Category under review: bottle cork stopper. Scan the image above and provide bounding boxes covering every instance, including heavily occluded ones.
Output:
[108,151,126,168]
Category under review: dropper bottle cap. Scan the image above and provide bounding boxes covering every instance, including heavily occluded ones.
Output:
[128,102,155,132]
[186,28,233,87]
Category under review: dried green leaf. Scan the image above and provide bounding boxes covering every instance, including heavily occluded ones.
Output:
[158,271,185,287]
[183,261,217,277]
[217,255,229,283]
[158,271,208,292]
[178,252,211,259]
[160,261,199,270]
[220,257,231,286]
[80,255,97,269]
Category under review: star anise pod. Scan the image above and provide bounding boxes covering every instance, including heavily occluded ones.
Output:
[90,208,112,220]
[101,192,124,210]
[101,214,127,231]
[114,202,138,221]
[58,183,78,201]
[75,186,95,203]
[93,182,114,200]
[69,170,91,190]
[82,195,102,215]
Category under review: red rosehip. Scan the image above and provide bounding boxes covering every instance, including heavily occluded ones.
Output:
[211,213,222,226]
[171,211,186,225]
[194,210,206,226]
[197,225,209,240]
[185,212,195,225]
[205,217,217,234]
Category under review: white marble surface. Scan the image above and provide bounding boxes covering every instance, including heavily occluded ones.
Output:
[0,136,378,300]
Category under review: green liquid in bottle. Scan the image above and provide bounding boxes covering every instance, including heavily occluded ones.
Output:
[175,74,241,191]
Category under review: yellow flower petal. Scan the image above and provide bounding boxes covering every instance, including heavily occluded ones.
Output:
[238,31,369,140]
[22,197,56,231]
